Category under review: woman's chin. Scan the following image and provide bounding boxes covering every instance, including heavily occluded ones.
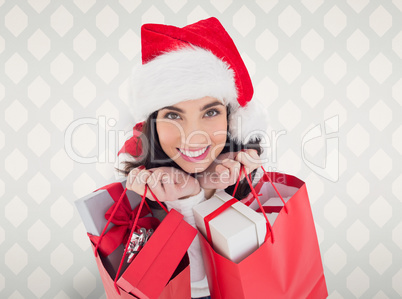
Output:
[179,162,209,174]
[174,158,213,174]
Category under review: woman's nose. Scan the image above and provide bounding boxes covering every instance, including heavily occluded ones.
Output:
[182,123,210,146]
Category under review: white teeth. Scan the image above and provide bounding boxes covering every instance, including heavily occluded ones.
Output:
[179,146,208,158]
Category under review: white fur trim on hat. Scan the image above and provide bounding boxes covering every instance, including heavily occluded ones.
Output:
[130,46,237,121]
[130,46,268,144]
[228,98,269,144]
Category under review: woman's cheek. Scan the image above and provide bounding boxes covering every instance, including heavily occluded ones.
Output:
[157,122,181,151]
[207,124,227,159]
[210,117,227,142]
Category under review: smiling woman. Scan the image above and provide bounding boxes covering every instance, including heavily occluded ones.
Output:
[115,17,269,298]
[156,96,228,174]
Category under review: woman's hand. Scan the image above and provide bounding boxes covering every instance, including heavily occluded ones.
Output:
[126,166,201,202]
[196,149,262,191]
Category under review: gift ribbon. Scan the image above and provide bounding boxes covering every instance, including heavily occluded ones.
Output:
[89,183,151,257]
[203,165,273,244]
[204,165,290,245]
[92,179,169,295]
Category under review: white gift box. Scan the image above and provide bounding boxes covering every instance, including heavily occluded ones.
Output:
[193,190,266,263]
[75,179,144,278]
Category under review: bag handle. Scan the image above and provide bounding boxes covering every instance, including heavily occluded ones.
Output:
[204,165,276,245]
[115,185,169,293]
[204,165,291,245]
[92,181,168,294]
[243,166,275,243]
[203,164,247,244]
[94,187,153,256]
[261,166,288,214]
[114,185,169,294]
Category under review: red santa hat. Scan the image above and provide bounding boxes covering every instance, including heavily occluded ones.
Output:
[130,17,268,144]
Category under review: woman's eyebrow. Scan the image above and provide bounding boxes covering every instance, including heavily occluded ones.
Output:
[161,101,224,113]
[200,101,224,111]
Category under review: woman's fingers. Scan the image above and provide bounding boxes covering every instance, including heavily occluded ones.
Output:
[126,167,153,197]
[127,166,202,201]
[146,169,169,201]
[136,170,153,185]
[127,167,150,188]
[221,158,241,184]
[127,167,141,188]
[236,149,262,175]
[196,150,262,191]
[215,164,229,175]
[235,151,252,176]
[146,168,182,201]
[168,168,201,199]
[147,167,200,201]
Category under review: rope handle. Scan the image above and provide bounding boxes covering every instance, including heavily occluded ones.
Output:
[261,166,288,214]
[94,183,169,255]
[204,165,275,245]
[204,165,291,245]
[91,180,168,295]
[243,166,274,243]
[112,184,169,294]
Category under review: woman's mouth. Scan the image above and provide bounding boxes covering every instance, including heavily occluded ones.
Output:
[177,146,210,162]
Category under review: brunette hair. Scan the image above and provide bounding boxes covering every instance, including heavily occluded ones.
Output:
[119,106,262,203]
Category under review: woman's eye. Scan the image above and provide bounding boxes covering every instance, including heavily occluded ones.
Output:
[165,112,181,120]
[164,109,220,119]
[205,109,219,117]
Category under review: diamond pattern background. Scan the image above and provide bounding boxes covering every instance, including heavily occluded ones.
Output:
[1,0,401,298]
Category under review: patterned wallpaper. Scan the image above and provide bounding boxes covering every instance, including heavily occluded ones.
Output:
[1,0,401,298]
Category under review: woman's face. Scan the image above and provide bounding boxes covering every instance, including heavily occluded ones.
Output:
[156,96,228,174]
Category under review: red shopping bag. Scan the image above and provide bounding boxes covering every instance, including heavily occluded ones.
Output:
[89,182,197,299]
[92,243,191,299]
[200,166,328,299]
